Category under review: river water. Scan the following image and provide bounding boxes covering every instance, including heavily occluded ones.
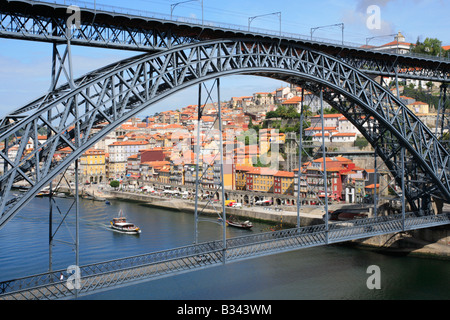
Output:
[0,196,449,300]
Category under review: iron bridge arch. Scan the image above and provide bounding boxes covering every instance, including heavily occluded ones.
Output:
[0,38,449,229]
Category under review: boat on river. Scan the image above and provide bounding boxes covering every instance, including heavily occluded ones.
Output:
[219,217,253,229]
[110,210,141,234]
[227,219,253,229]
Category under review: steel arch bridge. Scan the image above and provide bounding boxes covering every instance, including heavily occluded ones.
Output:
[1,0,450,300]
[1,38,450,228]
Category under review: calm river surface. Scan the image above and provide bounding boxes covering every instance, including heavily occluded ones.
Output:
[0,196,448,300]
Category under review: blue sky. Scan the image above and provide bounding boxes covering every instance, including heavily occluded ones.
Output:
[0,0,449,118]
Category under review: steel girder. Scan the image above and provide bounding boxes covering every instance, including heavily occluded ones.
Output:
[1,1,450,82]
[1,38,450,230]
[294,81,442,214]
[1,212,450,299]
[0,0,197,52]
[340,54,450,82]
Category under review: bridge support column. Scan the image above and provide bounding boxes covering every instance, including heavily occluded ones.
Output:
[47,163,80,297]
[435,83,448,139]
[374,146,378,217]
[49,32,76,91]
[320,88,329,243]
[296,88,304,228]
[193,79,227,249]
[432,197,444,215]
[216,78,227,263]
[401,147,406,231]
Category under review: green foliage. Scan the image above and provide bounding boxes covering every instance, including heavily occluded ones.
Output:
[403,86,439,110]
[252,156,271,167]
[323,107,338,114]
[354,136,369,150]
[411,37,444,57]
[110,180,120,189]
[265,105,300,119]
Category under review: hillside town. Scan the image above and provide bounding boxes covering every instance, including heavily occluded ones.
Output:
[56,76,442,206]
[6,32,447,207]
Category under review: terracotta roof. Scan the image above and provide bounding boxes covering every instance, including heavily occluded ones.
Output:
[382,40,411,47]
[332,133,356,137]
[274,171,294,178]
[110,140,149,146]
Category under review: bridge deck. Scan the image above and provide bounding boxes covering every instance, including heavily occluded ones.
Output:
[1,212,449,300]
[2,0,450,68]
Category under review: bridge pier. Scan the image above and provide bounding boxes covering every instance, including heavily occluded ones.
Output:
[432,197,444,215]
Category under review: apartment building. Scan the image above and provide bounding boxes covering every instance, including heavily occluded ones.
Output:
[108,140,150,179]
[273,171,294,195]
[246,167,278,193]
[79,149,106,184]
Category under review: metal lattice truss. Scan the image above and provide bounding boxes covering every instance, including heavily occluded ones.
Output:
[1,0,450,82]
[0,0,197,52]
[1,39,450,230]
[295,80,449,214]
[341,54,450,82]
[1,211,449,300]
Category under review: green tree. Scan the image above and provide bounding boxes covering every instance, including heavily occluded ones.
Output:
[110,180,120,189]
[411,37,443,57]
[276,105,287,118]
[354,136,369,150]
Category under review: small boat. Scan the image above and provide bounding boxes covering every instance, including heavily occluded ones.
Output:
[93,196,106,201]
[110,210,141,234]
[226,219,253,229]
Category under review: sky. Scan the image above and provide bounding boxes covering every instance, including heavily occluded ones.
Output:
[0,0,449,118]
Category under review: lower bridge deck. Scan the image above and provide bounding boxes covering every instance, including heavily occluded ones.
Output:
[1,212,449,300]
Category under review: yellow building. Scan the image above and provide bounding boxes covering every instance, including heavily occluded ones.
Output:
[274,171,294,195]
[259,129,286,155]
[247,167,277,192]
[80,149,106,184]
[407,101,429,114]
[235,165,253,190]
[157,165,171,184]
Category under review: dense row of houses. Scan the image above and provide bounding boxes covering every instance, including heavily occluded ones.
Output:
[7,73,429,203]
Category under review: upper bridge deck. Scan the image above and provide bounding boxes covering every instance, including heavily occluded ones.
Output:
[1,0,449,82]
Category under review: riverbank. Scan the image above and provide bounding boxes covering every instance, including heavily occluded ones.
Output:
[106,190,450,260]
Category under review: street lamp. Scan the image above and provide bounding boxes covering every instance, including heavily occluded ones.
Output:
[310,23,344,45]
[365,33,398,53]
[365,33,397,46]
[170,0,204,24]
[248,12,281,36]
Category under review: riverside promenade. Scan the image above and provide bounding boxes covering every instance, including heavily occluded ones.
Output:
[105,189,326,226]
[100,189,450,259]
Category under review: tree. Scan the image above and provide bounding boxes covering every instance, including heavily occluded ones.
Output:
[354,136,369,150]
[276,105,287,118]
[110,180,120,189]
[323,107,338,114]
[411,37,443,57]
[248,117,253,129]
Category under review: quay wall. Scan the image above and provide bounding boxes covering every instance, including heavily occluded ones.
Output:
[106,190,321,227]
[106,190,450,259]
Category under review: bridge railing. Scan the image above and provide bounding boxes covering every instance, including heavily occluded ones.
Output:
[0,240,224,299]
[24,0,450,62]
[1,212,449,299]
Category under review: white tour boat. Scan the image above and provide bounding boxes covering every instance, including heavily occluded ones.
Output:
[110,210,141,234]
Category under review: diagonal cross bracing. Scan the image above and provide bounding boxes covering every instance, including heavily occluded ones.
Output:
[0,38,449,228]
